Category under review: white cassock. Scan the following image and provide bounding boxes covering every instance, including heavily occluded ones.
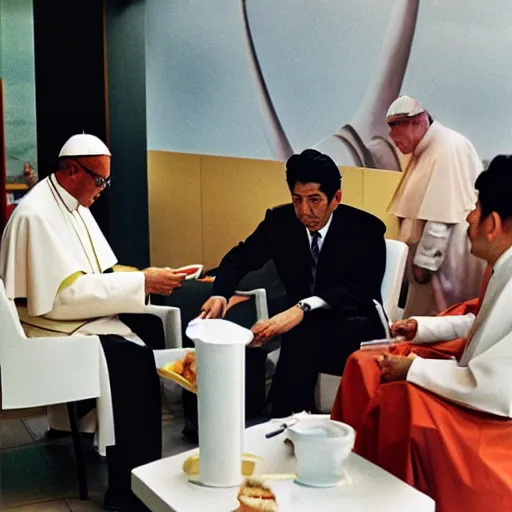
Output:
[405,245,512,417]
[0,174,147,339]
[0,175,151,452]
[388,121,486,316]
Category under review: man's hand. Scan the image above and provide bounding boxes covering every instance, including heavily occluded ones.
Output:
[198,296,228,319]
[250,306,304,347]
[143,267,187,295]
[378,354,414,382]
[412,264,432,285]
[391,318,418,340]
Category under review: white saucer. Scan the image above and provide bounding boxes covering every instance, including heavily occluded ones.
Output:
[175,264,203,280]
[294,477,342,488]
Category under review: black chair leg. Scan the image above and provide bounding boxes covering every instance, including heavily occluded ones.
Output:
[67,402,89,501]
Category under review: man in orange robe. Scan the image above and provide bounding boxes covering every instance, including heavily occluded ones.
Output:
[331,156,512,511]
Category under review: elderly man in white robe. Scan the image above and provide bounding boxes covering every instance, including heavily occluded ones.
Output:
[0,134,187,511]
[386,95,485,316]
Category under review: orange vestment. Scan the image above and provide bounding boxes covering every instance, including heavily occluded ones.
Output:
[331,266,512,511]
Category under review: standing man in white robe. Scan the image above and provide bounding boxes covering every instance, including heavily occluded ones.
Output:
[0,134,186,512]
[386,95,485,316]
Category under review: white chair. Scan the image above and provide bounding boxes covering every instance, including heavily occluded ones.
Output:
[0,279,182,500]
[379,239,409,324]
[315,239,409,413]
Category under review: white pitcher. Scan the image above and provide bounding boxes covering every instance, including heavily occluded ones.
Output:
[185,318,253,487]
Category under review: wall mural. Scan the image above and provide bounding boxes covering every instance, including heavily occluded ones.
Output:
[240,0,418,170]
[1,0,38,224]
[146,0,512,166]
[1,0,38,180]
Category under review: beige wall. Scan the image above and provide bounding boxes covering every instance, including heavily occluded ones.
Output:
[148,151,402,270]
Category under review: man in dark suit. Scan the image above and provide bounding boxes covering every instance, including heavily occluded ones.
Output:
[200,149,387,417]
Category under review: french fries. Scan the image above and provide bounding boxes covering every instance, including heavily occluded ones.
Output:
[163,351,197,385]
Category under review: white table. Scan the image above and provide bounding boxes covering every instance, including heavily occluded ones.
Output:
[132,422,435,512]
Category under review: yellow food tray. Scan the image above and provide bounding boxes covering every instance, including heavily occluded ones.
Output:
[157,367,197,394]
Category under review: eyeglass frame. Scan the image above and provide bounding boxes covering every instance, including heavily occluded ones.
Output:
[74,159,112,189]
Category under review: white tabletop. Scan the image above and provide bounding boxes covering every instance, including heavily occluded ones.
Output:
[132,421,435,512]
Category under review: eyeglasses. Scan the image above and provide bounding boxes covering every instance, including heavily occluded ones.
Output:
[74,160,111,189]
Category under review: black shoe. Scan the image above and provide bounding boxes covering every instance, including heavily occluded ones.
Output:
[103,490,150,512]
[45,428,73,440]
[103,496,128,511]
[181,426,199,445]
[103,497,125,511]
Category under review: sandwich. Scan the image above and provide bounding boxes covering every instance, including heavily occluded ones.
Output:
[237,478,278,511]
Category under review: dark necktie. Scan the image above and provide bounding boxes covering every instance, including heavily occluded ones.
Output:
[310,231,321,291]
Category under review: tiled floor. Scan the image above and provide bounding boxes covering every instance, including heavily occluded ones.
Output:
[0,390,193,511]
[1,384,269,511]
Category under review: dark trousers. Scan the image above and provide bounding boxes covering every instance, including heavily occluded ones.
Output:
[182,346,268,432]
[77,314,164,497]
[268,311,385,418]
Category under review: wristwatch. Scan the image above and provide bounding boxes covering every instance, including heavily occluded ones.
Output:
[295,301,312,313]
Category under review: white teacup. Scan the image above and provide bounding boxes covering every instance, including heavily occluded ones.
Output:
[287,416,355,487]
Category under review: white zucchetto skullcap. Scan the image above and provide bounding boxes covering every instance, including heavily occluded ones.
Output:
[385,95,425,123]
[59,134,111,158]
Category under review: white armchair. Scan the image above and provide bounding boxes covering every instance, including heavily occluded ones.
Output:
[0,279,183,500]
[0,279,102,500]
[315,239,409,413]
[379,239,409,324]
[234,288,269,321]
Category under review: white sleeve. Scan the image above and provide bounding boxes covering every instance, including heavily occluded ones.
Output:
[46,272,147,320]
[407,331,512,417]
[414,222,453,271]
[411,313,475,343]
[300,296,330,311]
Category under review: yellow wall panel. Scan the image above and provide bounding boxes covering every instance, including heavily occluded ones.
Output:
[147,151,202,267]
[200,155,289,270]
[147,151,403,269]
[339,166,363,208]
[362,168,402,239]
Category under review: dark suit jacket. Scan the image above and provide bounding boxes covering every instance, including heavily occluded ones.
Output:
[212,203,386,322]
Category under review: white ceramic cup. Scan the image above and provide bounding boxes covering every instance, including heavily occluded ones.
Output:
[287,416,355,487]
